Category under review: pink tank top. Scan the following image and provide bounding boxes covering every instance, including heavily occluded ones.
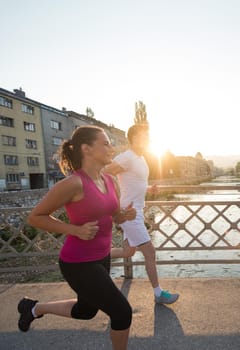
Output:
[59,169,118,263]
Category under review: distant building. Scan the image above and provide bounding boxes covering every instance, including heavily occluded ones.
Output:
[0,88,46,190]
[176,155,212,178]
[66,111,127,164]
[40,104,70,187]
[0,87,127,190]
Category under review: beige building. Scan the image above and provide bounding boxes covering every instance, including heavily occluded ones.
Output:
[67,110,127,158]
[0,87,127,190]
[0,88,46,190]
[177,155,212,178]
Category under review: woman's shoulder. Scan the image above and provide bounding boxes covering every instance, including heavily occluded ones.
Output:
[54,173,83,192]
[57,173,83,202]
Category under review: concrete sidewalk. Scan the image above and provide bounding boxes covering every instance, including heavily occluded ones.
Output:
[0,278,240,350]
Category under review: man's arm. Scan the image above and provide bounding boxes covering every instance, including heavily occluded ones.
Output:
[104,161,125,176]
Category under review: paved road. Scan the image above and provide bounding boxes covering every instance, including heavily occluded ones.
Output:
[0,278,240,350]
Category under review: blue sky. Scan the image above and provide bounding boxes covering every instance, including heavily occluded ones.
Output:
[1,0,240,157]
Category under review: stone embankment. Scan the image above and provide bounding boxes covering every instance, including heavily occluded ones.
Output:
[0,176,212,208]
[0,188,48,208]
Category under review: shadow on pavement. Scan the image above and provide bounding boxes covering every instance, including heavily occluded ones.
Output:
[1,327,239,350]
[1,278,240,349]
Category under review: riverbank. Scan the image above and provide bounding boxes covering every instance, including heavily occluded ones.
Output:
[0,176,212,208]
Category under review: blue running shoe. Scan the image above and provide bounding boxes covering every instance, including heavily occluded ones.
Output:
[155,290,179,304]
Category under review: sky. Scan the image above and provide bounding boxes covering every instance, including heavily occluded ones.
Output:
[1,0,240,157]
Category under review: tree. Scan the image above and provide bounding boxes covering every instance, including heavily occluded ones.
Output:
[195,152,203,160]
[86,107,95,118]
[235,162,240,175]
[134,101,148,125]
[133,101,160,178]
[161,150,180,178]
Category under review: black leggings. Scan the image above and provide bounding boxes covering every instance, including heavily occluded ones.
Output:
[59,255,132,330]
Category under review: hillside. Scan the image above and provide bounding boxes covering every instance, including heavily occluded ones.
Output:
[205,154,240,168]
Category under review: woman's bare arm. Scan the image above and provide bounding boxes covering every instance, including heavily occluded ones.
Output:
[28,175,99,240]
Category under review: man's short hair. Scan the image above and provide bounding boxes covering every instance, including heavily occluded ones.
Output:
[127,124,149,143]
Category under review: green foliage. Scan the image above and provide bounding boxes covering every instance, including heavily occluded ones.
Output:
[0,225,39,252]
[145,185,175,200]
[57,211,69,223]
[86,107,95,118]
[235,162,240,175]
[161,151,180,178]
[24,225,38,240]
[134,101,149,125]
[0,210,69,253]
[0,227,12,242]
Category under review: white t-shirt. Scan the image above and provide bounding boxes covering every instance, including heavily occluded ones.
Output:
[114,150,149,210]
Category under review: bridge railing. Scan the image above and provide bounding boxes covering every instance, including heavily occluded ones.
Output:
[0,185,240,278]
[121,184,240,277]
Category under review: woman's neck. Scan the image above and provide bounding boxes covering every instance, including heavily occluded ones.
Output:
[81,166,103,180]
[81,166,106,193]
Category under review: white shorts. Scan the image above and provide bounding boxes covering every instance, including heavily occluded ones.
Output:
[120,211,150,247]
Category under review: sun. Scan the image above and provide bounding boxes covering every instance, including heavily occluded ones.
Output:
[148,129,169,158]
[149,140,165,158]
[148,126,198,157]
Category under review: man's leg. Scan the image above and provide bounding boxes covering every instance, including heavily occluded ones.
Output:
[137,241,159,288]
[111,239,136,259]
[138,241,179,304]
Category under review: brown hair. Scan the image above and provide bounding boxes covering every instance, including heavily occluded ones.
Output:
[127,124,149,144]
[58,125,104,175]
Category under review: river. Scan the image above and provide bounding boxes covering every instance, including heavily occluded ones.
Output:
[111,176,240,279]
[175,175,240,202]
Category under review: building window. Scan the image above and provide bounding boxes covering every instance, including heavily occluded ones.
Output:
[50,120,62,130]
[22,104,34,114]
[6,173,20,183]
[0,115,14,127]
[2,135,16,146]
[0,96,13,108]
[52,137,63,146]
[27,157,39,166]
[25,139,37,149]
[24,121,35,132]
[4,155,18,165]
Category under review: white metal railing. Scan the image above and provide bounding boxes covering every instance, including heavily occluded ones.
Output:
[0,185,240,278]
[118,185,240,277]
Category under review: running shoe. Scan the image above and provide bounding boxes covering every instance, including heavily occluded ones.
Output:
[155,290,179,304]
[18,297,43,332]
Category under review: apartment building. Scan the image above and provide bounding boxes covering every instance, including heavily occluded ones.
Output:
[0,87,127,190]
[67,111,127,155]
[44,110,126,187]
[177,155,212,178]
[40,105,70,187]
[42,108,107,186]
[0,88,46,190]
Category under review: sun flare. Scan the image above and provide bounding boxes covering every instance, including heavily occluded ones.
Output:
[149,129,170,158]
[149,126,197,157]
